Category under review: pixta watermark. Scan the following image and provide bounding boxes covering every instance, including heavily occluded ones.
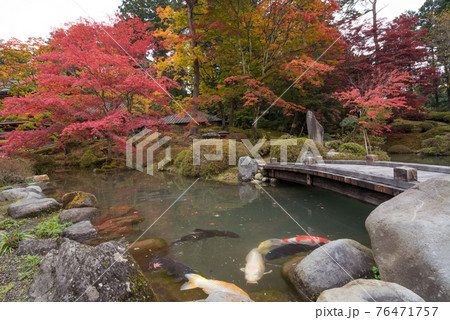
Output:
[126,129,323,176]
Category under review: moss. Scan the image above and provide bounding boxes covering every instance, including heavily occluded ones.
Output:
[80,149,100,168]
[26,154,55,175]
[422,126,450,139]
[428,111,450,123]
[211,167,239,184]
[270,138,327,162]
[326,153,366,160]
[178,139,249,177]
[174,149,190,168]
[249,289,290,302]
[337,142,367,156]
[387,145,413,154]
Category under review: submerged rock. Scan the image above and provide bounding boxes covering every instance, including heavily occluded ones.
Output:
[238,156,258,182]
[61,191,98,209]
[61,221,97,243]
[59,207,101,224]
[289,239,375,301]
[317,279,425,302]
[7,198,61,219]
[17,239,59,256]
[366,176,450,302]
[199,291,254,302]
[29,239,156,301]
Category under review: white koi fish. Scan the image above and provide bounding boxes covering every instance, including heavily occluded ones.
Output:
[180,274,249,297]
[240,248,272,284]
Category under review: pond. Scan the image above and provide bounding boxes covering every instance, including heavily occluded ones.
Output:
[50,169,374,301]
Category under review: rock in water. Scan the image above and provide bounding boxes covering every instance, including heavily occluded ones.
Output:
[60,207,101,224]
[289,239,375,301]
[7,198,61,219]
[317,279,425,302]
[366,176,450,302]
[238,156,258,182]
[29,239,156,301]
[61,221,97,243]
[61,191,98,209]
[17,239,58,256]
[306,110,324,144]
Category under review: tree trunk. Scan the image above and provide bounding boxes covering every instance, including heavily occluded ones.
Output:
[289,111,300,135]
[187,0,200,99]
[229,99,235,127]
[371,0,380,63]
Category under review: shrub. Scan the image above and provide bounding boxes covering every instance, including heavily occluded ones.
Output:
[371,150,391,161]
[174,149,190,168]
[178,139,250,177]
[420,134,450,156]
[422,126,450,139]
[33,215,72,239]
[0,157,34,186]
[80,149,100,168]
[326,153,365,160]
[0,230,31,255]
[327,140,342,151]
[338,142,367,155]
[269,138,327,162]
[387,145,413,154]
[26,154,55,174]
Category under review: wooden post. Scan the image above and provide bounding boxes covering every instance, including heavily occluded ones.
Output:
[394,167,418,182]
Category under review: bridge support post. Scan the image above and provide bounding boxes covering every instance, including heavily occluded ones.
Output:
[394,167,418,182]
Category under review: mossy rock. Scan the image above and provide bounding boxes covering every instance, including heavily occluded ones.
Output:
[270,138,327,162]
[61,191,98,209]
[371,150,390,161]
[27,154,56,175]
[178,139,249,177]
[428,111,450,123]
[387,145,413,154]
[327,140,343,150]
[145,269,207,302]
[337,142,367,156]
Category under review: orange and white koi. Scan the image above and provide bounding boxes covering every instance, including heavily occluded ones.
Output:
[180,274,249,297]
[257,236,330,254]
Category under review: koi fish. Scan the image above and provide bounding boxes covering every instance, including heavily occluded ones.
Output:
[240,248,272,284]
[264,243,322,260]
[149,256,197,282]
[171,228,240,246]
[257,235,329,253]
[180,273,249,297]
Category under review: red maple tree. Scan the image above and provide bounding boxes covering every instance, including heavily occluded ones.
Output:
[0,15,177,158]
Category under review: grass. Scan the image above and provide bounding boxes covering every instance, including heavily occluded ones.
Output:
[33,214,71,239]
[0,230,31,255]
[18,255,43,280]
[0,283,15,299]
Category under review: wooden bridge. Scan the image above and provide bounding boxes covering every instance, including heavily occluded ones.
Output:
[262,159,450,206]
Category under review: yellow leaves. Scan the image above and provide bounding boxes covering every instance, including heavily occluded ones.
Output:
[156,6,174,23]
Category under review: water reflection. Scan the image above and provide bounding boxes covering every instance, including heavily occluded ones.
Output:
[51,169,374,298]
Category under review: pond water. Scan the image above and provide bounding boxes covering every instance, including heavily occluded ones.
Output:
[389,154,450,166]
[50,169,374,301]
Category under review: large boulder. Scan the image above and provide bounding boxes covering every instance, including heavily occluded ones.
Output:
[238,156,258,182]
[366,176,450,302]
[7,198,61,219]
[61,191,98,209]
[289,239,375,301]
[61,221,97,243]
[306,110,324,144]
[59,207,101,224]
[317,279,425,302]
[17,239,59,256]
[0,186,45,202]
[29,239,156,301]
